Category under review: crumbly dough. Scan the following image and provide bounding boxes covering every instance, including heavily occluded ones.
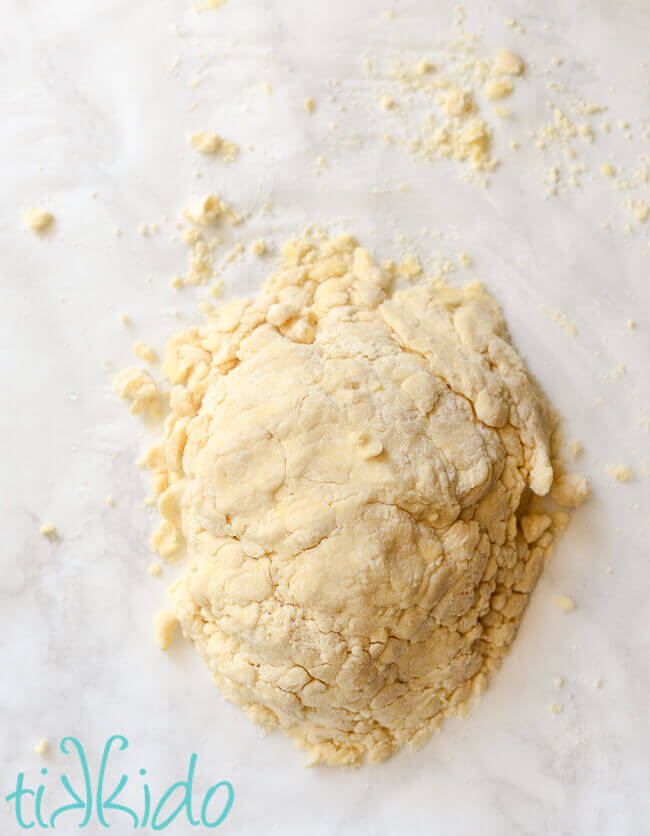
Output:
[136,234,584,765]
[376,32,527,184]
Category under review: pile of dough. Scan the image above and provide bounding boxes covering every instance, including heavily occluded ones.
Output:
[142,234,582,765]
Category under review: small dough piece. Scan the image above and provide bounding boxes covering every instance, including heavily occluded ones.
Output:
[251,238,267,256]
[33,739,48,756]
[554,595,576,613]
[113,368,160,417]
[154,611,178,650]
[551,473,590,507]
[567,440,583,458]
[484,79,514,100]
[134,234,583,765]
[183,194,239,226]
[150,520,181,558]
[39,523,57,538]
[440,86,474,116]
[133,342,157,364]
[24,207,53,232]
[493,49,525,76]
[189,132,239,160]
[607,464,634,482]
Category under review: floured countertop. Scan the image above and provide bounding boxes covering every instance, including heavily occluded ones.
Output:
[0,0,649,834]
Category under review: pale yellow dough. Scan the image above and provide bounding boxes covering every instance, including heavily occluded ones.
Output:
[139,234,584,765]
[24,207,53,233]
[113,367,160,417]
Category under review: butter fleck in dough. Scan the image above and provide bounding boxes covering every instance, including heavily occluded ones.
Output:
[137,234,584,765]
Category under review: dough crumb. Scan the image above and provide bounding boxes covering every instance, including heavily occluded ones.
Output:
[154,611,178,650]
[550,473,590,507]
[607,464,634,482]
[600,163,616,177]
[39,523,58,539]
[554,594,576,613]
[119,313,131,326]
[150,520,181,558]
[520,513,552,544]
[113,368,160,418]
[33,739,48,756]
[550,703,564,714]
[184,194,230,226]
[567,440,583,458]
[149,561,162,577]
[251,238,267,256]
[493,49,525,76]
[106,496,115,507]
[24,207,54,233]
[193,0,226,10]
[554,677,564,688]
[189,132,239,161]
[484,78,513,101]
[304,96,315,113]
[625,319,636,330]
[539,305,577,336]
[630,200,649,223]
[133,342,157,364]
[397,254,422,278]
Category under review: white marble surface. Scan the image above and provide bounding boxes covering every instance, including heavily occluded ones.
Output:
[1,0,649,833]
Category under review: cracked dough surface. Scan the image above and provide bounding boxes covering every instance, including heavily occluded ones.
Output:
[144,234,575,765]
